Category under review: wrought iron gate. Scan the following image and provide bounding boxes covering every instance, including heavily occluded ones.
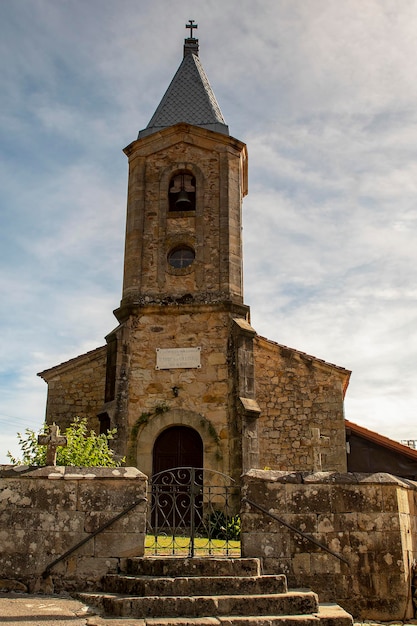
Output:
[146,467,241,557]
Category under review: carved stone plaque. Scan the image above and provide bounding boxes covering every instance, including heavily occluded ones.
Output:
[156,347,201,370]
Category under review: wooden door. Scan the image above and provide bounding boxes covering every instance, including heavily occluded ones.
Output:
[151,426,203,530]
[152,426,203,475]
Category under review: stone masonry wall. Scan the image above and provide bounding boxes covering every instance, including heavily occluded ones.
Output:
[0,466,147,593]
[111,305,243,479]
[254,337,349,472]
[121,124,246,307]
[39,346,107,433]
[105,304,250,478]
[241,469,417,620]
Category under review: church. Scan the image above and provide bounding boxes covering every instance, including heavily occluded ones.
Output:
[38,25,352,482]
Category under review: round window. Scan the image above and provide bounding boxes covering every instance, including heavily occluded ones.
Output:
[167,246,195,269]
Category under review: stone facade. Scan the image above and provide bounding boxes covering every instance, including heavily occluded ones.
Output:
[38,52,351,483]
[39,346,106,433]
[241,469,417,620]
[254,337,350,472]
[0,465,147,592]
[39,308,349,479]
[106,304,247,479]
[38,131,349,476]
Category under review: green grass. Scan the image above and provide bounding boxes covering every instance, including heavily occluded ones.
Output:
[145,534,241,556]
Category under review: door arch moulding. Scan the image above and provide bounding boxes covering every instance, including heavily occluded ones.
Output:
[135,408,226,478]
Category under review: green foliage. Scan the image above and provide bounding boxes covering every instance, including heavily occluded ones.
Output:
[154,403,170,415]
[131,412,152,440]
[199,418,220,444]
[131,404,170,442]
[206,511,241,541]
[127,403,169,466]
[7,417,124,467]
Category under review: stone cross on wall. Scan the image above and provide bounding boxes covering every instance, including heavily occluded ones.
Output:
[38,423,67,466]
[307,427,330,472]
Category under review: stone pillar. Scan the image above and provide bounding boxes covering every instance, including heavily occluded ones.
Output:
[233,318,261,472]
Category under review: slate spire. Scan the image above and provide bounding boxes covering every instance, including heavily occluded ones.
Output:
[139,23,229,138]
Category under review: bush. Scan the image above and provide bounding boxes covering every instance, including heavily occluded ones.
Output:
[206,511,241,541]
[7,417,124,467]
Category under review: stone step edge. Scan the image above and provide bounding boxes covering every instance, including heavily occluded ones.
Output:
[78,590,317,603]
[86,615,322,625]
[77,590,319,618]
[84,604,352,625]
[125,557,261,563]
[105,574,286,581]
[124,557,261,576]
[103,573,288,585]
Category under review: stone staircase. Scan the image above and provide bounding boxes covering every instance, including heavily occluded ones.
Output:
[77,557,353,626]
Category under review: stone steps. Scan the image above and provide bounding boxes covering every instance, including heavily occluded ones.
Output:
[80,590,318,619]
[86,608,351,625]
[85,609,352,626]
[76,557,353,626]
[124,557,261,578]
[102,573,288,596]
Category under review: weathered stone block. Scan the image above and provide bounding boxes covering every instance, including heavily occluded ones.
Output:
[77,480,145,511]
[331,485,384,513]
[241,471,417,621]
[286,484,332,513]
[0,467,147,590]
[84,509,146,534]
[292,552,311,575]
[241,531,291,559]
[310,552,341,574]
[94,532,145,558]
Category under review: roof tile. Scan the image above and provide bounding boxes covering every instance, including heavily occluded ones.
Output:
[139,51,228,138]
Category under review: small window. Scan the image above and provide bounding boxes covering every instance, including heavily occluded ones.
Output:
[105,337,117,402]
[98,413,111,435]
[167,246,195,269]
[169,173,196,212]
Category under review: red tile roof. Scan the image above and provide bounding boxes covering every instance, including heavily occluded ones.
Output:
[345,419,417,461]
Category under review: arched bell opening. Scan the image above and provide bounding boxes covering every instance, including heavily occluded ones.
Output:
[168,171,196,212]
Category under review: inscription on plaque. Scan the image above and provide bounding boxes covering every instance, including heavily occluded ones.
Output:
[156,347,201,370]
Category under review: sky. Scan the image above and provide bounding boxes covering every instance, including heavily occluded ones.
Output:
[1,0,417,463]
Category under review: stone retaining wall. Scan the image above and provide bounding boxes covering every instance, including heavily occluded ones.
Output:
[241,469,417,621]
[0,465,147,593]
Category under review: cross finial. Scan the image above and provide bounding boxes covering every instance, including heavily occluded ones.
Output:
[38,423,67,466]
[186,19,198,39]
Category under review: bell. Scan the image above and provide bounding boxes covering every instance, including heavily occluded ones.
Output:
[175,188,192,209]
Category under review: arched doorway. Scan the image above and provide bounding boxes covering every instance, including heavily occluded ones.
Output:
[148,426,239,556]
[152,425,203,475]
[151,426,204,533]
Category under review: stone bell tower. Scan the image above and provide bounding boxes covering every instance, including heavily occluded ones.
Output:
[119,35,246,314]
[101,24,259,480]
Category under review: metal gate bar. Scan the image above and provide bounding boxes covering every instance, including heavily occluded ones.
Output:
[146,467,241,557]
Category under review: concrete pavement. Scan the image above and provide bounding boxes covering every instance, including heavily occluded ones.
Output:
[0,593,145,625]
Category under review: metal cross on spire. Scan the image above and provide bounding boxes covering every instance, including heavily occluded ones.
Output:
[186,19,198,39]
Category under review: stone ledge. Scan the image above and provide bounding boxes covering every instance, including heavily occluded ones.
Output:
[0,466,147,480]
[244,469,417,488]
